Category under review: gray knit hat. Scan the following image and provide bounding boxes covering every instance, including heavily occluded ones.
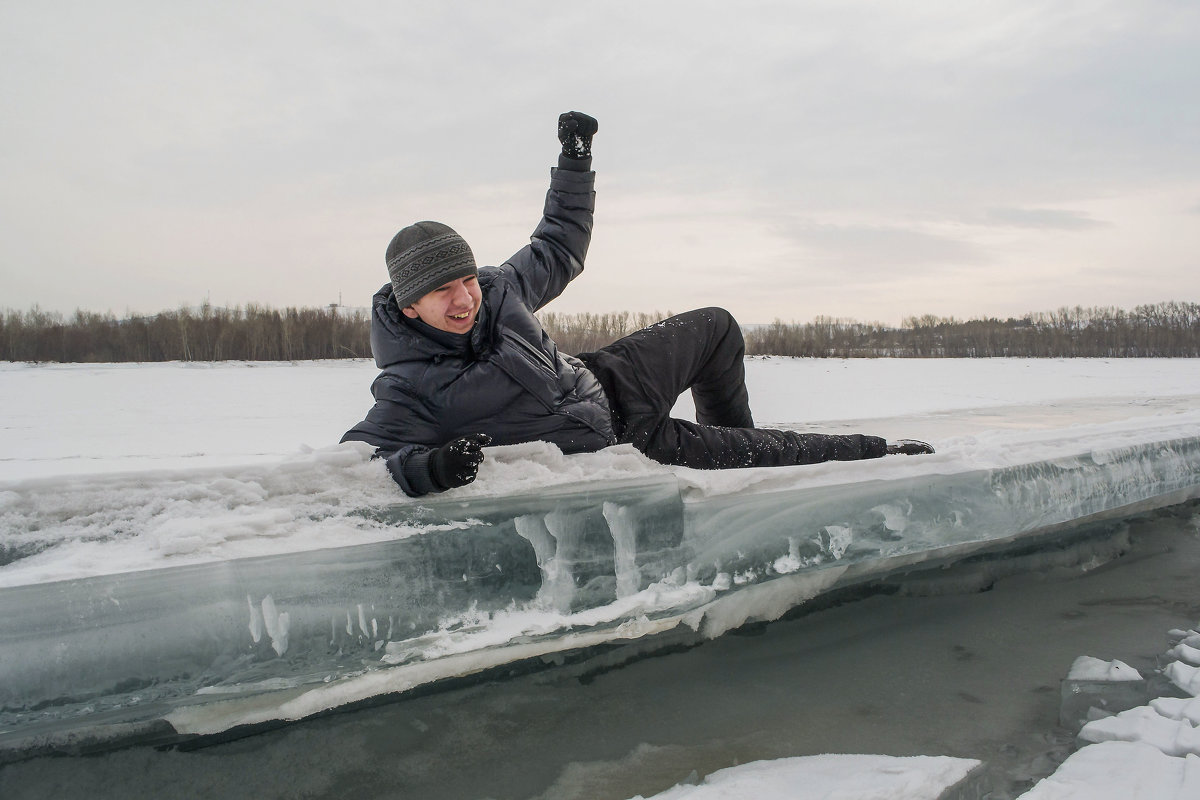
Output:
[385,221,477,308]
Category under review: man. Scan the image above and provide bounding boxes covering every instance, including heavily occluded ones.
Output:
[342,112,933,497]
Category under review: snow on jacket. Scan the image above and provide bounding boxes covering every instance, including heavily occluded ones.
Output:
[341,163,615,496]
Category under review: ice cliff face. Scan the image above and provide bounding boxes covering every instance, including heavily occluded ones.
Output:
[2,431,1199,755]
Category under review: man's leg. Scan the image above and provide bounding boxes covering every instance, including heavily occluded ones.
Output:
[627,417,885,469]
[582,307,753,428]
[579,308,887,469]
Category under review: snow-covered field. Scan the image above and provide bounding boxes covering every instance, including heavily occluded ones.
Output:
[3,357,1198,481]
[1,357,1199,799]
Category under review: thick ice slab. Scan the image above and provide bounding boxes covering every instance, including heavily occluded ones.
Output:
[2,425,1199,759]
[0,476,684,755]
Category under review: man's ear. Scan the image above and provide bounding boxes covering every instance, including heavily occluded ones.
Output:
[401,306,418,319]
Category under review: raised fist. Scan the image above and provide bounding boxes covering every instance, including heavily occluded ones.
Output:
[429,433,492,489]
[557,111,598,160]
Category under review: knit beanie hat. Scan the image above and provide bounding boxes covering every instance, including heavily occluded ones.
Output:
[385,221,477,308]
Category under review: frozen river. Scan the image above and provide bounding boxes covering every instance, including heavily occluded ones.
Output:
[1,357,1199,798]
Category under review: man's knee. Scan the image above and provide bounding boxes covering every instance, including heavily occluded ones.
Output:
[713,307,743,334]
[711,307,737,323]
[681,307,741,340]
[692,307,737,325]
[699,307,745,352]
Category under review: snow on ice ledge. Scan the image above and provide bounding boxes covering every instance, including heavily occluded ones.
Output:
[2,416,1200,756]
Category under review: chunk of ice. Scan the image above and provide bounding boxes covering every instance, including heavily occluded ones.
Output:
[1079,705,1200,756]
[1067,656,1142,682]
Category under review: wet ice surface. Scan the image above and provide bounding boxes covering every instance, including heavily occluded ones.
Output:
[1,358,1200,798]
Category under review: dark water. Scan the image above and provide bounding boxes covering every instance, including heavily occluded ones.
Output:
[2,505,1198,800]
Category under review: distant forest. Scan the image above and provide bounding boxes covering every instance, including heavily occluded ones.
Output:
[738,301,1200,358]
[2,301,1199,362]
[1,303,372,362]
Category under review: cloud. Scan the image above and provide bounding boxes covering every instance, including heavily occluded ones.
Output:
[772,220,988,278]
[2,1,1198,319]
[984,207,1110,230]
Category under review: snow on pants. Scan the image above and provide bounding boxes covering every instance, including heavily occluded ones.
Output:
[577,307,886,470]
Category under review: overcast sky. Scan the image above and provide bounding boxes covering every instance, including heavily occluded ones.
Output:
[2,0,1197,325]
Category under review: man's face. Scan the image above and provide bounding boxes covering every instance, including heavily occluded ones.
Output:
[401,275,482,334]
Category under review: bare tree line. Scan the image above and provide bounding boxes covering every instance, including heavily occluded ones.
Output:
[741,302,1200,358]
[2,301,1198,362]
[1,303,371,362]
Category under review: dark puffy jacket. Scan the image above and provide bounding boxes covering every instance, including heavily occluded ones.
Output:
[342,164,615,496]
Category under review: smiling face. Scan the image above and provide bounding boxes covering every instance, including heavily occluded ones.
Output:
[401,275,483,334]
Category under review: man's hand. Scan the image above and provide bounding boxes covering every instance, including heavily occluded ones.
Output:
[886,439,935,456]
[429,433,492,489]
[558,111,598,160]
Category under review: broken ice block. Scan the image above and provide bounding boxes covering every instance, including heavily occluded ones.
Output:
[1167,642,1200,667]
[1150,696,1200,727]
[1060,657,1151,731]
[1019,740,1200,799]
[1067,656,1142,682]
[1079,705,1200,756]
[1166,661,1200,696]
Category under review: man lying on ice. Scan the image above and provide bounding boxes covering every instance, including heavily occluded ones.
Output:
[342,111,934,497]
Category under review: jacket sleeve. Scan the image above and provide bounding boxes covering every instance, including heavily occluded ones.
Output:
[340,394,444,497]
[793,433,888,463]
[383,445,440,497]
[497,157,595,312]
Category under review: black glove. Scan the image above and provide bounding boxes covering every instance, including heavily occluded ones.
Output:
[886,439,935,456]
[558,111,598,160]
[429,433,492,490]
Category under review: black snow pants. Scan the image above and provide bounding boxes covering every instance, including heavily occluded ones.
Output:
[577,307,886,470]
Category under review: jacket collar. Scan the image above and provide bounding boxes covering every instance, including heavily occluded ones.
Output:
[370,282,493,367]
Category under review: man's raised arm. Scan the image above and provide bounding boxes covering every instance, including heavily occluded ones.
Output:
[499,111,599,311]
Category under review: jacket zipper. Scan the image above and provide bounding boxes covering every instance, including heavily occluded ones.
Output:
[497,330,614,442]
